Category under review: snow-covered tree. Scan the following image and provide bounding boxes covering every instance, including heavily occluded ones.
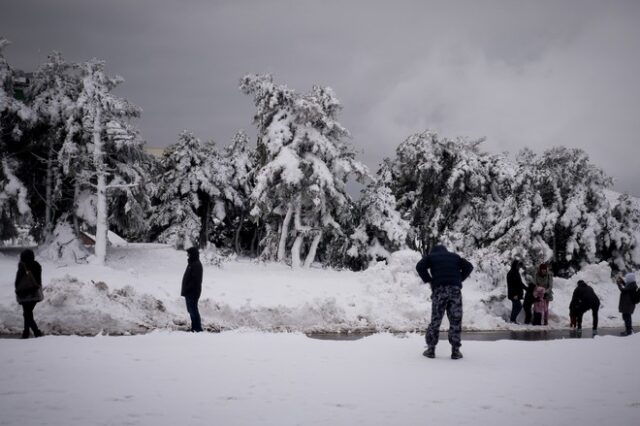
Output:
[0,39,33,239]
[387,130,503,254]
[151,131,224,248]
[241,74,368,267]
[347,162,410,268]
[60,59,143,264]
[26,52,80,237]
[220,130,256,254]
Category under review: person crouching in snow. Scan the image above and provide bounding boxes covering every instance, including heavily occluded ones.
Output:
[416,244,474,360]
[181,247,203,332]
[532,285,546,326]
[569,280,600,332]
[615,272,637,336]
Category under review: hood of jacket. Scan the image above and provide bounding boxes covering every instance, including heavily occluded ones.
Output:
[430,244,448,255]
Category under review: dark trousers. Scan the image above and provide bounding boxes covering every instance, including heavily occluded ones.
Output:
[576,305,599,330]
[523,300,533,324]
[510,299,522,323]
[185,296,203,332]
[21,302,40,334]
[622,313,633,334]
[426,286,463,350]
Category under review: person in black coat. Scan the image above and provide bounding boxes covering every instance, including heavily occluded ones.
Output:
[615,273,637,336]
[569,280,600,331]
[522,281,535,325]
[181,247,203,332]
[14,249,44,339]
[507,260,527,324]
[416,244,474,360]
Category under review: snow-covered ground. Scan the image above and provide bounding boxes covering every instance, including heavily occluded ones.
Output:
[1,331,639,426]
[0,244,636,334]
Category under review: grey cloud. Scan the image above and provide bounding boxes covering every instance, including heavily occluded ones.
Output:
[1,0,639,195]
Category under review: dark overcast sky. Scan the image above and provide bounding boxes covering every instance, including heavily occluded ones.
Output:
[2,0,639,195]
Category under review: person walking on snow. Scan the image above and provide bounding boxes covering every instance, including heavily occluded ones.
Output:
[569,280,600,332]
[615,272,637,336]
[416,244,474,360]
[181,247,203,332]
[534,263,553,325]
[14,249,44,339]
[507,260,527,324]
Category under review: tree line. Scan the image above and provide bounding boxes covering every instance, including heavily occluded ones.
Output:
[1,40,638,275]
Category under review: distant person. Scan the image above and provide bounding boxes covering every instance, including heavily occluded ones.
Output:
[569,280,600,332]
[534,263,553,325]
[14,249,44,339]
[507,260,527,324]
[181,247,203,332]
[615,273,637,336]
[416,244,474,360]
[522,281,535,325]
[532,285,546,326]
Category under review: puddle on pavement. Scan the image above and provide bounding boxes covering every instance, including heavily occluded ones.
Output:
[305,328,629,342]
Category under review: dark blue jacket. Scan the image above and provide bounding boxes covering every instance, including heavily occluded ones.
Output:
[415,245,474,288]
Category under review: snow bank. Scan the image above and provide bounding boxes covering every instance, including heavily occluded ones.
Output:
[0,245,636,334]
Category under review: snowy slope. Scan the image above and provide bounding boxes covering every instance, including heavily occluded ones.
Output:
[0,245,635,335]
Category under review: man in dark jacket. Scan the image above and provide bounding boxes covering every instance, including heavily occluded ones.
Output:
[615,273,637,336]
[416,244,474,360]
[507,260,527,324]
[181,247,203,332]
[569,280,600,331]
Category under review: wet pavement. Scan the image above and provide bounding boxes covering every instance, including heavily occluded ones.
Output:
[0,327,630,340]
[305,327,629,341]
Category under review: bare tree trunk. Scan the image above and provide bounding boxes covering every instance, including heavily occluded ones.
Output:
[234,212,245,255]
[44,142,54,237]
[198,191,211,249]
[277,202,294,262]
[72,178,80,236]
[93,106,108,265]
[303,230,322,268]
[291,233,304,268]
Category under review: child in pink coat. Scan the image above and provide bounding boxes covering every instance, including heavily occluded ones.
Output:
[532,286,546,326]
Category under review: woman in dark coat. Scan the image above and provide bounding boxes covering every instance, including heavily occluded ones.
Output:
[616,273,637,336]
[14,249,44,338]
[569,280,600,331]
[507,260,526,324]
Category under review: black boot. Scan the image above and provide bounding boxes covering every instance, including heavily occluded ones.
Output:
[451,348,463,360]
[33,329,43,338]
[423,347,435,358]
[21,330,29,339]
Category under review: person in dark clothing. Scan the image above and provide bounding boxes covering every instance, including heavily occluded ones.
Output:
[569,280,600,331]
[506,260,527,324]
[181,247,204,332]
[14,249,44,339]
[416,244,474,360]
[615,273,637,336]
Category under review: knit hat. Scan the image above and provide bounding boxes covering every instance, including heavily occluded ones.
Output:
[625,272,636,284]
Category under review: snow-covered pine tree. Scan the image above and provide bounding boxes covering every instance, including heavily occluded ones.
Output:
[387,130,499,254]
[26,52,80,238]
[104,120,155,241]
[607,193,640,270]
[0,39,34,239]
[220,130,255,254]
[241,74,368,267]
[151,131,224,249]
[60,59,143,264]
[347,162,410,269]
